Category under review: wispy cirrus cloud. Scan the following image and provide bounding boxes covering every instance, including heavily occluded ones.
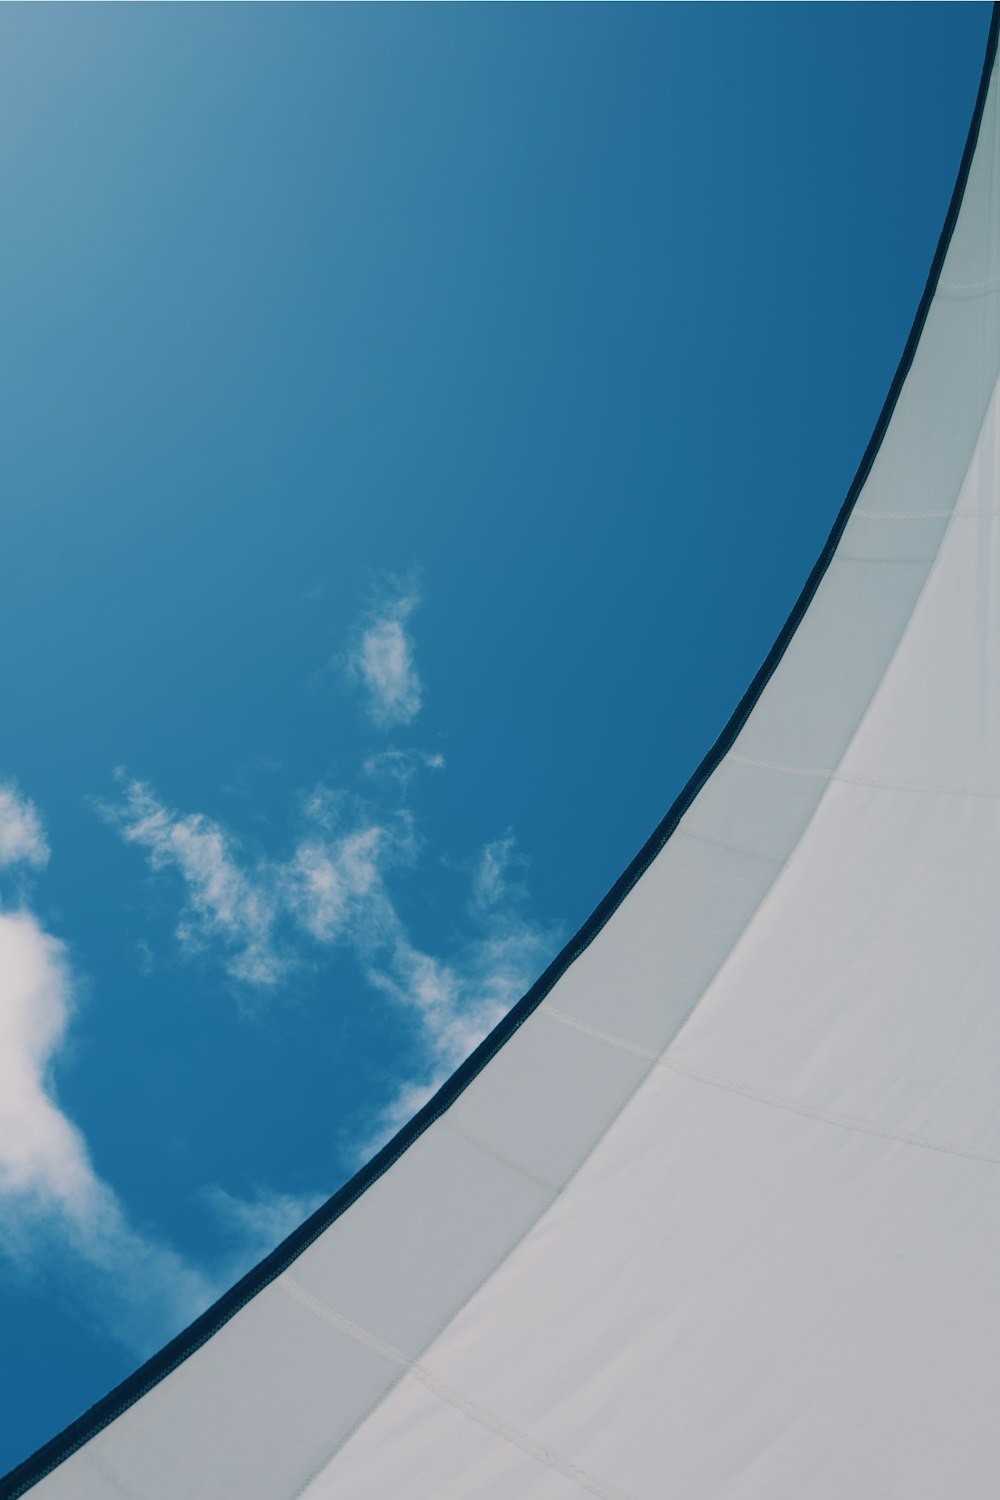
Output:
[95,774,288,990]
[97,775,422,989]
[346,580,423,728]
[350,832,558,1160]
[0,782,49,871]
[285,817,413,947]
[202,1183,326,1270]
[469,830,525,913]
[99,572,561,1172]
[100,774,560,1163]
[361,747,445,790]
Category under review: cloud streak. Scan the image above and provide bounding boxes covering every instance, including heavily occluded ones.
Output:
[346,582,423,728]
[102,776,560,1163]
[349,848,558,1160]
[102,774,563,1158]
[202,1184,326,1271]
[96,775,288,989]
[470,831,525,913]
[361,748,444,790]
[0,782,49,871]
[98,574,561,1178]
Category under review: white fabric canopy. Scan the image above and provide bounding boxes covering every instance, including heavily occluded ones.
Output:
[7,14,1000,1499]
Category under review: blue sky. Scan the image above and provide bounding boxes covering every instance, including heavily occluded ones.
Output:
[0,2,992,1474]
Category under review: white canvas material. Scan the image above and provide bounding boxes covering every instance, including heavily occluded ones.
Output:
[9,17,1000,1500]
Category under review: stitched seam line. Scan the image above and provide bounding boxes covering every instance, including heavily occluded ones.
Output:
[836,554,930,565]
[854,507,1000,519]
[938,276,1000,297]
[75,1451,134,1500]
[543,1007,1000,1167]
[441,1118,560,1196]
[278,1277,636,1500]
[730,753,1000,800]
[676,826,783,866]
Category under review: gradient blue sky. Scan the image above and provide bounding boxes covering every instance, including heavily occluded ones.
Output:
[0,2,992,1475]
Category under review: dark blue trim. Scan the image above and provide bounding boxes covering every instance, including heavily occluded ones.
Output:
[3,8,999,1495]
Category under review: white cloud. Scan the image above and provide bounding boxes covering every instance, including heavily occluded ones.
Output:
[347,583,423,728]
[0,906,213,1353]
[284,808,418,949]
[96,775,288,989]
[203,1184,326,1270]
[470,830,525,913]
[287,832,383,945]
[101,775,425,993]
[0,912,82,1207]
[361,748,445,790]
[349,926,537,1168]
[352,834,560,1162]
[102,784,561,1168]
[352,1075,440,1161]
[0,782,49,871]
[0,780,338,1353]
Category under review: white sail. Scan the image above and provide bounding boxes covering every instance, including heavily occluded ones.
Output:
[6,14,1000,1499]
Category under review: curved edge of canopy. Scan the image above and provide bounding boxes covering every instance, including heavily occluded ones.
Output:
[4,8,999,1497]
